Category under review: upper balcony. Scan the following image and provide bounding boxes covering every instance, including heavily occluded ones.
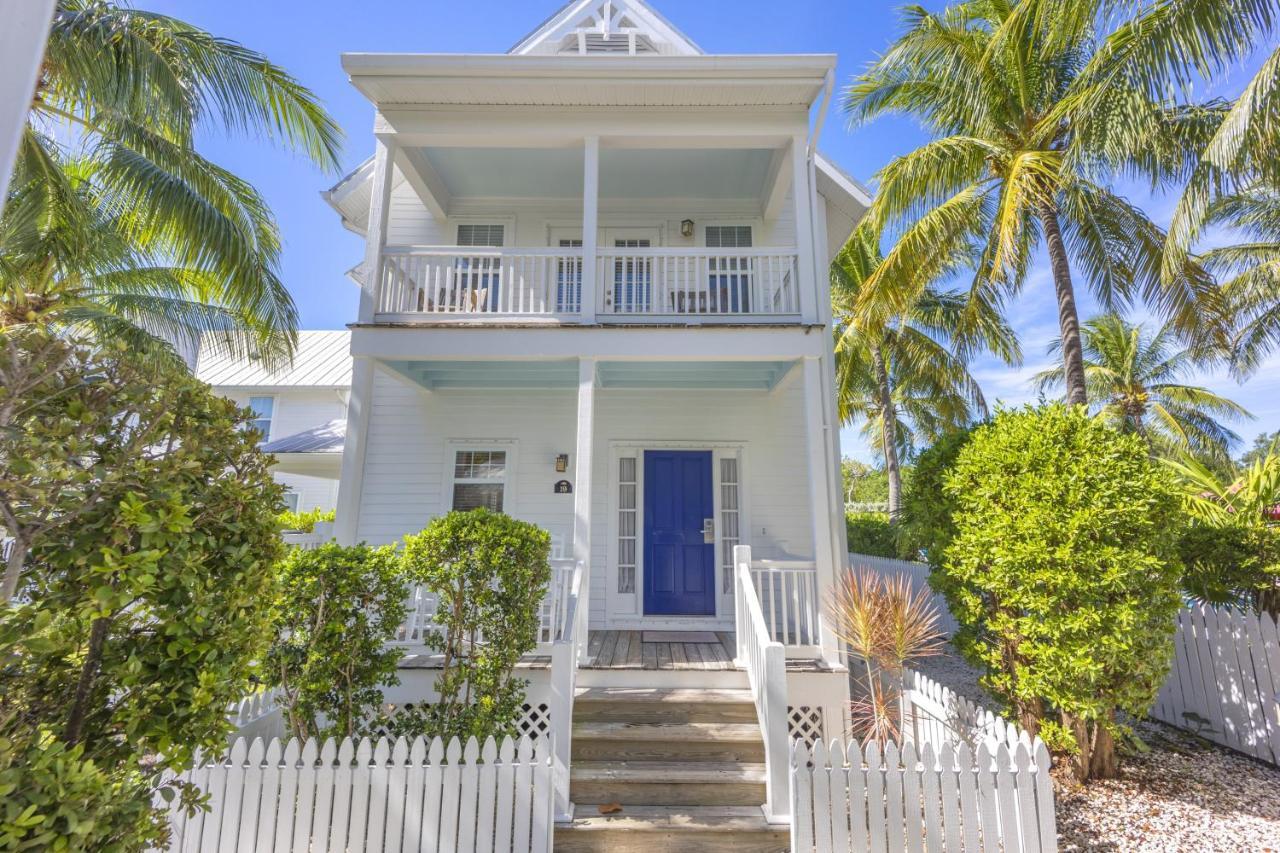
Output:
[375,245,800,323]
[331,53,860,330]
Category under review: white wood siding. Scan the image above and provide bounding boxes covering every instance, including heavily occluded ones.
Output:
[354,371,815,625]
[276,472,341,513]
[383,193,800,250]
[222,389,347,446]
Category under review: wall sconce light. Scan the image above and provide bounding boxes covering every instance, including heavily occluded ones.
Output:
[680,219,695,238]
[555,454,569,473]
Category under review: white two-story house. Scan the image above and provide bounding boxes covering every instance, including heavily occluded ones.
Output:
[324,1,869,845]
[196,331,352,514]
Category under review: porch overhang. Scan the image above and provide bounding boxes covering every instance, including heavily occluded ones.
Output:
[351,323,829,361]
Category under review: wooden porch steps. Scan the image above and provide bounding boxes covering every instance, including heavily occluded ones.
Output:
[553,806,788,853]
[557,687,787,851]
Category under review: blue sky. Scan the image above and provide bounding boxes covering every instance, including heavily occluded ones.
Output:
[147,0,1279,463]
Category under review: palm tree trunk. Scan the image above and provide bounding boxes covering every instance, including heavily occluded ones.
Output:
[1040,203,1088,407]
[871,346,903,522]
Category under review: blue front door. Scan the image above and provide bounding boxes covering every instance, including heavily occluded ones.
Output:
[643,450,715,616]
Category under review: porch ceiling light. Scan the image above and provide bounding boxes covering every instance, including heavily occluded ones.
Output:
[680,218,695,238]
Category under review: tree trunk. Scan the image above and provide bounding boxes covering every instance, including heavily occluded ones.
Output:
[2,538,27,602]
[1040,203,1088,407]
[65,615,110,745]
[871,346,902,522]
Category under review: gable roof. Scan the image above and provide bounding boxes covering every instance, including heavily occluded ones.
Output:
[509,0,703,56]
[195,330,352,389]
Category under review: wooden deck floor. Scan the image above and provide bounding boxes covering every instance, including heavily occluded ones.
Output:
[582,630,738,671]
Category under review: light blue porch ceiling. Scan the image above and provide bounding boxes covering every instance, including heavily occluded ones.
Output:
[597,361,795,390]
[384,359,796,391]
[385,359,579,390]
[418,147,776,200]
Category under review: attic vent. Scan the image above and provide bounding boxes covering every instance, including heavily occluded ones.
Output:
[559,32,657,55]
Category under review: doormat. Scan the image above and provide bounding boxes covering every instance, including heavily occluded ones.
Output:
[641,631,719,643]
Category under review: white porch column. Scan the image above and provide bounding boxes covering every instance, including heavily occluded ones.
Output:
[359,136,397,323]
[579,136,600,323]
[572,358,597,607]
[334,357,375,545]
[801,356,841,663]
[790,134,819,325]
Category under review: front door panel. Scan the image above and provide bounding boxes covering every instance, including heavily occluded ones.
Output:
[643,450,715,616]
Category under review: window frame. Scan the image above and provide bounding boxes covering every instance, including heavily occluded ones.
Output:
[247,395,276,442]
[442,440,518,516]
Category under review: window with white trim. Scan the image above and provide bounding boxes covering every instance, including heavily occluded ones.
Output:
[456,224,505,247]
[617,456,638,594]
[281,490,300,513]
[720,457,741,593]
[451,449,508,512]
[705,225,753,248]
[248,396,275,441]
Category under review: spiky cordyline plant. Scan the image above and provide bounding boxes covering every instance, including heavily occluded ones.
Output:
[843,0,1274,406]
[1034,313,1251,462]
[4,0,343,366]
[833,222,1021,519]
[828,566,944,742]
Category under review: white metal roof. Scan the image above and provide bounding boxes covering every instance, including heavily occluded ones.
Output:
[261,419,346,454]
[195,330,352,389]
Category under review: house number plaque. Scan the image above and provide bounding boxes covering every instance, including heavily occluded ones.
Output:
[554,480,572,494]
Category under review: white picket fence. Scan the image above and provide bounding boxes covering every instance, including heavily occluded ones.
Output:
[1153,603,1280,765]
[794,666,1056,852]
[791,736,1055,853]
[227,689,286,742]
[848,552,960,637]
[160,734,554,852]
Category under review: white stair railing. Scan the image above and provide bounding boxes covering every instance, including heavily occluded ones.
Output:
[734,544,790,824]
[548,559,588,822]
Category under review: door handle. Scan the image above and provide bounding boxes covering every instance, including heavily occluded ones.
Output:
[702,518,715,543]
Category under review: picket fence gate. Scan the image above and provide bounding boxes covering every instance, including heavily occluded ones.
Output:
[1153,603,1280,765]
[159,734,554,852]
[791,736,1055,853]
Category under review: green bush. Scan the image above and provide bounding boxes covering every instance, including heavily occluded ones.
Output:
[0,331,283,847]
[936,405,1182,781]
[395,510,551,742]
[897,427,973,562]
[845,512,898,558]
[277,507,335,533]
[267,543,409,739]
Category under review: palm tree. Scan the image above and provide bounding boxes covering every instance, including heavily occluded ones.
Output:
[842,0,1271,406]
[1201,186,1280,376]
[833,223,1020,520]
[3,0,342,364]
[1034,313,1251,462]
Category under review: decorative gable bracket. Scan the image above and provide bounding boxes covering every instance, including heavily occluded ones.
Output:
[510,0,703,57]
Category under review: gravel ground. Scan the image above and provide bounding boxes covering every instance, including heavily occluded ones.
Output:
[914,644,1280,852]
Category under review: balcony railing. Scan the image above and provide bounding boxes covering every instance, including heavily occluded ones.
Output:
[596,248,798,316]
[375,246,800,321]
